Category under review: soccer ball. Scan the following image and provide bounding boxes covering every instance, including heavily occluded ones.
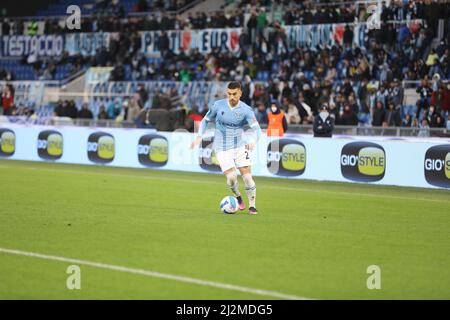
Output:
[220,196,238,214]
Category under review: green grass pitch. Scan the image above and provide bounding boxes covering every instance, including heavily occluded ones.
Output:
[0,159,449,299]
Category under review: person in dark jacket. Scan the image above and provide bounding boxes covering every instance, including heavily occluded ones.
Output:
[372,101,386,126]
[416,78,432,117]
[339,103,358,125]
[313,103,334,138]
[385,102,401,127]
[77,103,94,119]
[65,100,78,119]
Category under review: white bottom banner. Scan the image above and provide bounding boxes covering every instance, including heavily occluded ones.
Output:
[1,124,449,189]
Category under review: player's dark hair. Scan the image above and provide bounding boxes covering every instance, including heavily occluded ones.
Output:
[227,81,242,90]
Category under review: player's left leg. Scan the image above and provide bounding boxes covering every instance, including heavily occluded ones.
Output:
[238,166,257,215]
[217,149,246,210]
[235,146,257,214]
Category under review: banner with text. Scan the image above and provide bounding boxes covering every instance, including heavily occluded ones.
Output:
[285,24,367,49]
[64,32,111,56]
[141,28,242,55]
[0,35,64,58]
[86,81,228,109]
[1,124,449,190]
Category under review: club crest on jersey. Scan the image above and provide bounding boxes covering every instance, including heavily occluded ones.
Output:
[234,111,242,119]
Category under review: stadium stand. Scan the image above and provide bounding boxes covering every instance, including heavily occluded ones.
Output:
[0,0,449,135]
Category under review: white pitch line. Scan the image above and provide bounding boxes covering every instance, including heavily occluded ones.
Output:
[11,164,450,204]
[0,247,308,300]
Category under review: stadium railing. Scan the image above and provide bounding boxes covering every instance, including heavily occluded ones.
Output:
[1,115,448,137]
[271,124,450,138]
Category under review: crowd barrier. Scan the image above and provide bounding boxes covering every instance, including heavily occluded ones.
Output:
[1,124,449,189]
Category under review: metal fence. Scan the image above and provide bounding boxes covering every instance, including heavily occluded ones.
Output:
[6,116,448,138]
[275,124,450,138]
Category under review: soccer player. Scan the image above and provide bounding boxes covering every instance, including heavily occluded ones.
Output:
[190,81,262,214]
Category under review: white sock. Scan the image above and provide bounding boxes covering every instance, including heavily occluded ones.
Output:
[226,171,241,197]
[242,173,256,208]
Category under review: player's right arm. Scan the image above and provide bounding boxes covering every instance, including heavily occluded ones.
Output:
[190,103,217,149]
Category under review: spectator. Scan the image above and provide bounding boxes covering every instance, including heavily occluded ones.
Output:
[54,100,66,117]
[256,8,267,37]
[254,101,268,125]
[107,98,122,119]
[430,112,445,128]
[416,78,433,117]
[137,84,149,107]
[418,118,430,137]
[376,84,389,108]
[426,49,439,67]
[431,83,450,114]
[428,58,444,80]
[339,103,358,126]
[385,102,402,127]
[241,75,255,105]
[295,92,313,124]
[281,81,293,101]
[372,101,386,127]
[159,31,170,58]
[343,25,353,48]
[98,105,110,120]
[285,98,301,125]
[402,114,412,127]
[313,103,334,138]
[347,94,359,114]
[1,85,14,115]
[127,97,141,122]
[65,100,78,119]
[78,103,94,119]
[389,79,404,109]
[328,101,340,123]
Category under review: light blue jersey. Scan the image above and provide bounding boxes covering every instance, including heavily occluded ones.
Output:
[198,99,261,152]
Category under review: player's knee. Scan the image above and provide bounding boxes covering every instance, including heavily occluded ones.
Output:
[226,171,238,187]
[242,173,255,188]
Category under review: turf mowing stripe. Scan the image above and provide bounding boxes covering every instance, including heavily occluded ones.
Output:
[5,163,449,204]
[0,247,310,300]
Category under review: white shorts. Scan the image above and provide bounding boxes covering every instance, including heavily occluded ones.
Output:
[216,146,252,172]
